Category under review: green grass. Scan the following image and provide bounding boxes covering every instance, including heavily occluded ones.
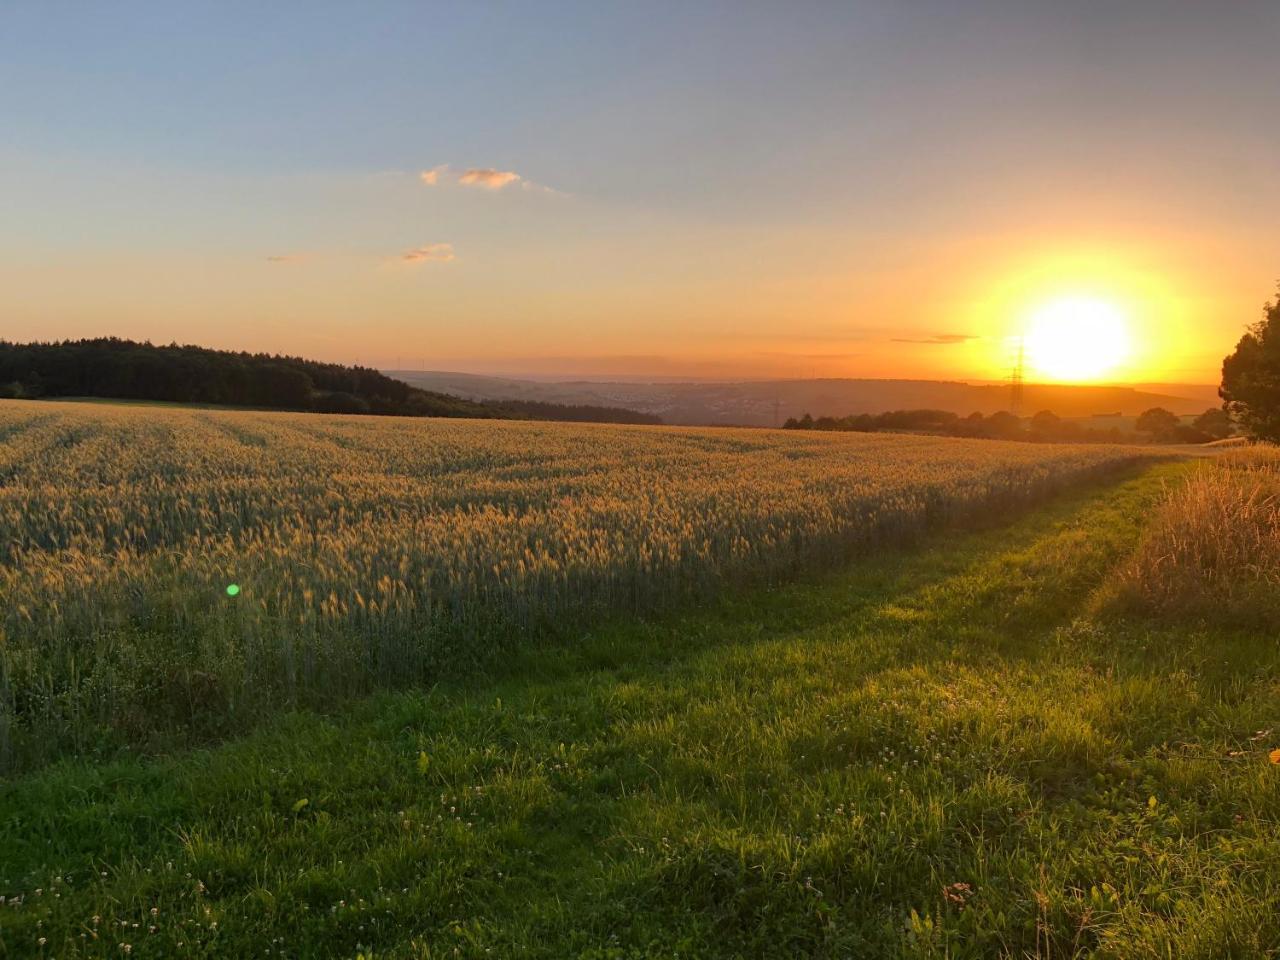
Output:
[4,461,1280,958]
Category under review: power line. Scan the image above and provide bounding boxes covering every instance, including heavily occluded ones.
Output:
[1009,338,1025,415]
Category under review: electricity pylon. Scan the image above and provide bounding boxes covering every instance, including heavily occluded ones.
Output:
[1009,339,1025,416]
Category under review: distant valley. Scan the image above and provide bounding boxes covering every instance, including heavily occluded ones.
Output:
[390,370,1221,428]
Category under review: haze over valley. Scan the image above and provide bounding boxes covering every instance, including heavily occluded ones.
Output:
[392,369,1221,427]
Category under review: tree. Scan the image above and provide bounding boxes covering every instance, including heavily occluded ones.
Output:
[254,364,314,408]
[1135,407,1180,441]
[1192,407,1233,440]
[1029,410,1062,440]
[1221,288,1280,442]
[314,391,370,414]
[983,411,1023,439]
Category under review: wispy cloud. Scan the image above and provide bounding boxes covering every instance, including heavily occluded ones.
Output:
[265,254,306,264]
[419,165,446,186]
[400,243,455,264]
[419,164,558,194]
[457,167,522,190]
[891,333,978,344]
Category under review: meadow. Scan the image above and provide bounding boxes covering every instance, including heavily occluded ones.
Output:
[8,401,1280,958]
[0,401,1150,773]
[4,445,1280,957]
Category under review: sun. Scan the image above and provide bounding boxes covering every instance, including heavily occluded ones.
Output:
[1021,296,1131,382]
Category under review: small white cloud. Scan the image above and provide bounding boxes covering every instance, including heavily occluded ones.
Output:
[457,167,522,190]
[265,253,305,263]
[400,243,455,264]
[418,164,555,193]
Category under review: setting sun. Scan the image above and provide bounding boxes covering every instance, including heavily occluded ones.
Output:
[1022,296,1132,382]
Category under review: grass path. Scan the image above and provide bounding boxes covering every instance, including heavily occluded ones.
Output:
[5,461,1280,958]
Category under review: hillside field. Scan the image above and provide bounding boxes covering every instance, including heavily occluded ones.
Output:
[3,402,1279,957]
[0,401,1151,772]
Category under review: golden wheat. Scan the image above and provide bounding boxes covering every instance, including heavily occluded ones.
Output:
[1113,445,1280,624]
[0,399,1152,768]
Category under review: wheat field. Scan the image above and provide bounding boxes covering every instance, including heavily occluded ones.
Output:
[0,400,1152,770]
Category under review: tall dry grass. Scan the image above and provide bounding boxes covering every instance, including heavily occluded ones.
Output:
[1112,446,1280,626]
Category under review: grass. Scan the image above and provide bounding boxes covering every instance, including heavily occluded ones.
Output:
[5,459,1280,958]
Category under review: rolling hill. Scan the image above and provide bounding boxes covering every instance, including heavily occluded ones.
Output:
[391,370,1218,427]
[0,339,660,424]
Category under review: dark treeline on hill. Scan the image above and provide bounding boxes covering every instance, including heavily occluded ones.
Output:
[783,407,1233,444]
[0,339,661,424]
[0,338,492,417]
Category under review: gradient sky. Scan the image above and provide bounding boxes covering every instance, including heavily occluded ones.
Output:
[3,1,1277,382]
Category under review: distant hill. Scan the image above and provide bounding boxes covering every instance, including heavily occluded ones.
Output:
[391,371,1218,427]
[0,340,661,424]
[1128,382,1223,409]
[487,399,660,425]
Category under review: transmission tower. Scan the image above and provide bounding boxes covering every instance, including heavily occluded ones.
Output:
[1009,339,1025,416]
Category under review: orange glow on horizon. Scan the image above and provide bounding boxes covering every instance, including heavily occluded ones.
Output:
[951,245,1204,386]
[0,238,1240,386]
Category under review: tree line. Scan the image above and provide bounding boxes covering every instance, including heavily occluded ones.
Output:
[0,338,660,425]
[782,406,1232,444]
[786,282,1280,446]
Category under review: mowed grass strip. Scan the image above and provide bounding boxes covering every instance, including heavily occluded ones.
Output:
[5,461,1280,959]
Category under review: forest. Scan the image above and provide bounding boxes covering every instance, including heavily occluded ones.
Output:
[0,338,660,424]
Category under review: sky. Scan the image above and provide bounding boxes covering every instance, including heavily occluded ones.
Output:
[2,1,1277,383]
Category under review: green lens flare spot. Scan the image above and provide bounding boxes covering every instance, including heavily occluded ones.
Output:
[226,583,241,597]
